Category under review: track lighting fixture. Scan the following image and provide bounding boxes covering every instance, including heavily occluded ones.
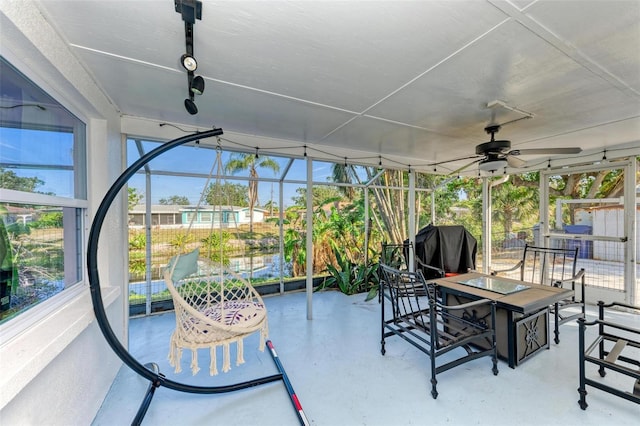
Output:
[181,54,198,72]
[190,75,205,95]
[184,98,198,115]
[175,0,204,115]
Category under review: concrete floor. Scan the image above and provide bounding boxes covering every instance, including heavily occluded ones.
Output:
[94,291,639,426]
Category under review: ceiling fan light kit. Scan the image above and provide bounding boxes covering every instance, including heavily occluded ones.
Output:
[478,158,507,172]
[175,0,204,115]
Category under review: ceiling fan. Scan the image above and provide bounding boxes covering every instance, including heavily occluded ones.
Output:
[451,125,582,174]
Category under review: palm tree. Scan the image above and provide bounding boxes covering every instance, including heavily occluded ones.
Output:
[225,153,280,233]
[491,180,537,241]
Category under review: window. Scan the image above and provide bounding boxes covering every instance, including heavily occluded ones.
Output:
[0,56,86,323]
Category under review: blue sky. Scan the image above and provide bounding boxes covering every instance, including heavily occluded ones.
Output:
[1,129,337,207]
[126,139,335,207]
[0,127,76,198]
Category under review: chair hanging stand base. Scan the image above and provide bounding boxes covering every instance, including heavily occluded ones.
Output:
[131,340,308,426]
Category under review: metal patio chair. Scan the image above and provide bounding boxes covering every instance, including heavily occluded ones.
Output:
[379,264,498,399]
[491,244,585,344]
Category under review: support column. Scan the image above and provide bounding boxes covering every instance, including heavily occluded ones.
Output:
[306,157,313,320]
[624,159,637,305]
[482,177,491,274]
[408,170,416,272]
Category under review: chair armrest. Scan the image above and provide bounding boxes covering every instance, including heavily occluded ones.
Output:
[490,260,523,276]
[436,297,494,311]
[554,268,585,286]
[415,257,445,277]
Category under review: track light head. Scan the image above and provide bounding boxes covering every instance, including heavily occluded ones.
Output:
[191,75,205,95]
[184,98,198,115]
[181,54,198,72]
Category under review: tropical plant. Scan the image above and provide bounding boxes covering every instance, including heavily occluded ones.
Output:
[169,232,194,250]
[205,181,249,206]
[128,187,143,211]
[0,167,44,192]
[225,153,280,233]
[200,231,231,265]
[319,246,379,300]
[128,250,146,278]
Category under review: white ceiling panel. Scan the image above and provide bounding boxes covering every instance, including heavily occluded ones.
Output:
[366,19,588,129]
[319,115,470,169]
[527,0,640,93]
[13,0,639,175]
[190,1,510,112]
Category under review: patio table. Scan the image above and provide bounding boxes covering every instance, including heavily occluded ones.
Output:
[434,272,574,368]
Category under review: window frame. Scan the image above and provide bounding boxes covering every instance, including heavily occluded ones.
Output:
[0,55,89,331]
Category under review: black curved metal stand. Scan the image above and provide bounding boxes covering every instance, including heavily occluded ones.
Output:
[87,128,304,425]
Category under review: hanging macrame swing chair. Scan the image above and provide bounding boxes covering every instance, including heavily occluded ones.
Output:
[164,145,268,376]
[87,129,308,426]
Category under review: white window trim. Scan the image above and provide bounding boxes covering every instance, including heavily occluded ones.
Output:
[0,284,120,408]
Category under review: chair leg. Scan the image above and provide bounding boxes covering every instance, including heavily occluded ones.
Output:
[578,318,588,409]
[430,349,438,399]
[554,303,560,344]
[430,376,438,399]
[490,307,499,375]
[578,389,588,410]
[380,282,386,356]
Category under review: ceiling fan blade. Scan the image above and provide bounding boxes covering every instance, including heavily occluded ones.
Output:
[448,158,482,176]
[506,155,526,168]
[509,147,582,156]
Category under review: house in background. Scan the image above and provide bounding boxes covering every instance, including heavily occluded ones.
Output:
[129,205,266,228]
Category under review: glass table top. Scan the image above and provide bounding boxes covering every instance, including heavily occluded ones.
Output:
[457,276,530,295]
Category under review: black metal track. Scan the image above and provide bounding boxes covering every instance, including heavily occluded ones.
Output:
[87,127,283,394]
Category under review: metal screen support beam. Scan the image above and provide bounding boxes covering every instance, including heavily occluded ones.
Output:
[482,177,491,274]
[540,170,550,247]
[408,170,415,272]
[133,139,153,316]
[306,156,313,320]
[624,158,637,305]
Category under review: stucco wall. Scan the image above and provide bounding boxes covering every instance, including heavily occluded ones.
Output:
[0,1,126,423]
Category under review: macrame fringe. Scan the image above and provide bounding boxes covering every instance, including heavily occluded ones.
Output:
[210,346,218,375]
[259,321,269,351]
[236,338,245,366]
[168,324,269,376]
[190,349,200,375]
